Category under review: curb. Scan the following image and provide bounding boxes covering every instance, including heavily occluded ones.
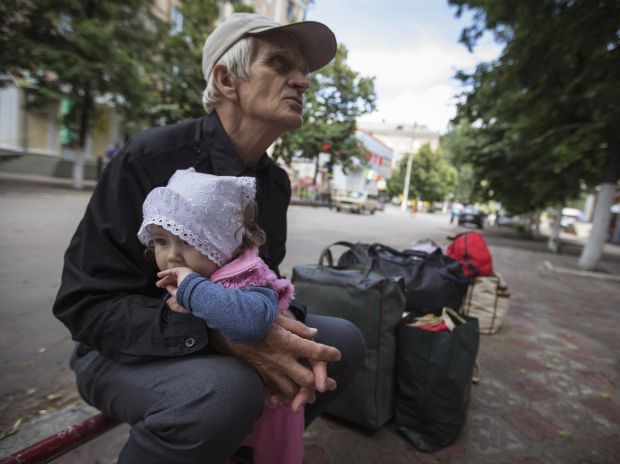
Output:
[0,171,96,190]
[543,260,620,282]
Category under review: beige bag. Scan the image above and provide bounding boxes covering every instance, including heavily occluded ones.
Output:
[461,273,510,334]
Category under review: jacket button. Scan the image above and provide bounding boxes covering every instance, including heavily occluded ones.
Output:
[185,337,196,348]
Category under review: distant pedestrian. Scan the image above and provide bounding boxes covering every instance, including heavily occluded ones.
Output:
[105,143,120,161]
[450,201,463,224]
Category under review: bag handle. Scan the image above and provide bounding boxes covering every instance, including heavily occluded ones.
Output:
[443,307,467,325]
[368,242,402,256]
[443,308,482,384]
[369,242,437,259]
[318,241,373,273]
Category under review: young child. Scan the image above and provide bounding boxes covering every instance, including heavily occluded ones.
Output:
[137,168,303,464]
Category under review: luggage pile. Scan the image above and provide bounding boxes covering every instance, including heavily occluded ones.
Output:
[291,232,510,452]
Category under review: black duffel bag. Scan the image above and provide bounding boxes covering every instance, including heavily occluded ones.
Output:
[395,310,480,452]
[292,241,406,430]
[338,242,469,316]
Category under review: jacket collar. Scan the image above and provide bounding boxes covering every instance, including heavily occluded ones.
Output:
[198,112,274,176]
[210,247,261,283]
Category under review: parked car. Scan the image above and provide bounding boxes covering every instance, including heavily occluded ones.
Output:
[458,206,485,229]
[496,214,515,226]
[333,191,381,214]
[560,207,584,229]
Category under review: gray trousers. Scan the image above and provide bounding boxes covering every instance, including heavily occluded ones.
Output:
[73,315,365,464]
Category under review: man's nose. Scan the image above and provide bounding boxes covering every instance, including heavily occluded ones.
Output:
[290,69,310,92]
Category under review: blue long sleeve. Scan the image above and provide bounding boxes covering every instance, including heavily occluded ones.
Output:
[176,272,278,343]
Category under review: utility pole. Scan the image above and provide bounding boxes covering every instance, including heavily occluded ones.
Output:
[400,152,413,212]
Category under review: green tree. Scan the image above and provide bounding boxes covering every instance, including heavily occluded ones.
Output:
[272,44,376,183]
[411,144,458,203]
[441,119,482,203]
[386,155,408,199]
[450,0,620,268]
[386,144,458,203]
[0,0,163,187]
[148,0,219,126]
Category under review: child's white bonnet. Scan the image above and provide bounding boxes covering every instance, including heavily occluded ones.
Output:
[137,168,256,266]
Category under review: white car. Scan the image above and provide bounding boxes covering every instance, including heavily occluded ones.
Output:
[333,191,382,214]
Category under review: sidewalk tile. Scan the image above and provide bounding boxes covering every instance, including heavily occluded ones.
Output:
[501,408,558,441]
[580,396,620,424]
[597,434,620,459]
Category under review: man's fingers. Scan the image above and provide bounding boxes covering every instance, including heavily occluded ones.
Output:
[263,370,298,401]
[291,387,316,412]
[297,337,341,363]
[283,359,318,390]
[325,377,337,392]
[311,360,327,392]
[276,314,318,340]
[272,325,341,363]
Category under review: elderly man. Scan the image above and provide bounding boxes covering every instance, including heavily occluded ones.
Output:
[53,12,365,464]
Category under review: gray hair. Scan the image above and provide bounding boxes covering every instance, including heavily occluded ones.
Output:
[202,36,256,114]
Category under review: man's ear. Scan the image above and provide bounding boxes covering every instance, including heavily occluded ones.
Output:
[212,64,238,102]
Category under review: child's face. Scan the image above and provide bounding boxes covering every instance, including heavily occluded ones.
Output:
[150,226,218,278]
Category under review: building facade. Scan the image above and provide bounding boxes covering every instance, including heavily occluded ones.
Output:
[290,129,394,195]
[357,121,440,169]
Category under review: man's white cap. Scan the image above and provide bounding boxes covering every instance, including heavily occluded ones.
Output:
[202,12,337,83]
[137,168,256,266]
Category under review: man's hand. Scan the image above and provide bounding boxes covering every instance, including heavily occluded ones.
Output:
[209,314,341,406]
[156,267,194,296]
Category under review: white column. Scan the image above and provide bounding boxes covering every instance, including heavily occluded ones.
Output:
[578,183,616,270]
[400,152,413,212]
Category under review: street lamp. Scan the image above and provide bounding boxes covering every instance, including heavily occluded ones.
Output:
[400,152,413,212]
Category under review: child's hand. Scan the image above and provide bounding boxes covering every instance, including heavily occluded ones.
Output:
[156,267,194,296]
[166,295,189,314]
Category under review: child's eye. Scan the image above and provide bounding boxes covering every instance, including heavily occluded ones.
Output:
[154,238,167,246]
[182,240,192,247]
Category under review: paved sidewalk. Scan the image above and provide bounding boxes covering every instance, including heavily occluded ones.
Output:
[303,227,620,463]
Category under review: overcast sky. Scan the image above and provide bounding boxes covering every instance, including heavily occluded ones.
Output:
[306,0,503,134]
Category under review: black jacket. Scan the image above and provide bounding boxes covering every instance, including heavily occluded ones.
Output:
[54,113,302,364]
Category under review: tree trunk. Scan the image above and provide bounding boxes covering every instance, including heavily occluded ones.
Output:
[531,209,541,238]
[578,133,620,270]
[578,183,615,270]
[73,85,93,190]
[72,151,85,190]
[312,154,320,186]
[547,203,562,253]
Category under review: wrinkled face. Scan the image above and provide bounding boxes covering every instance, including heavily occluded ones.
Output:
[236,31,310,132]
[151,226,218,278]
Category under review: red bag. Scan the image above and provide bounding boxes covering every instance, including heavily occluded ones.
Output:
[446,232,493,277]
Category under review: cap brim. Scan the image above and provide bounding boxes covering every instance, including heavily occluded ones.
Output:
[249,21,337,72]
